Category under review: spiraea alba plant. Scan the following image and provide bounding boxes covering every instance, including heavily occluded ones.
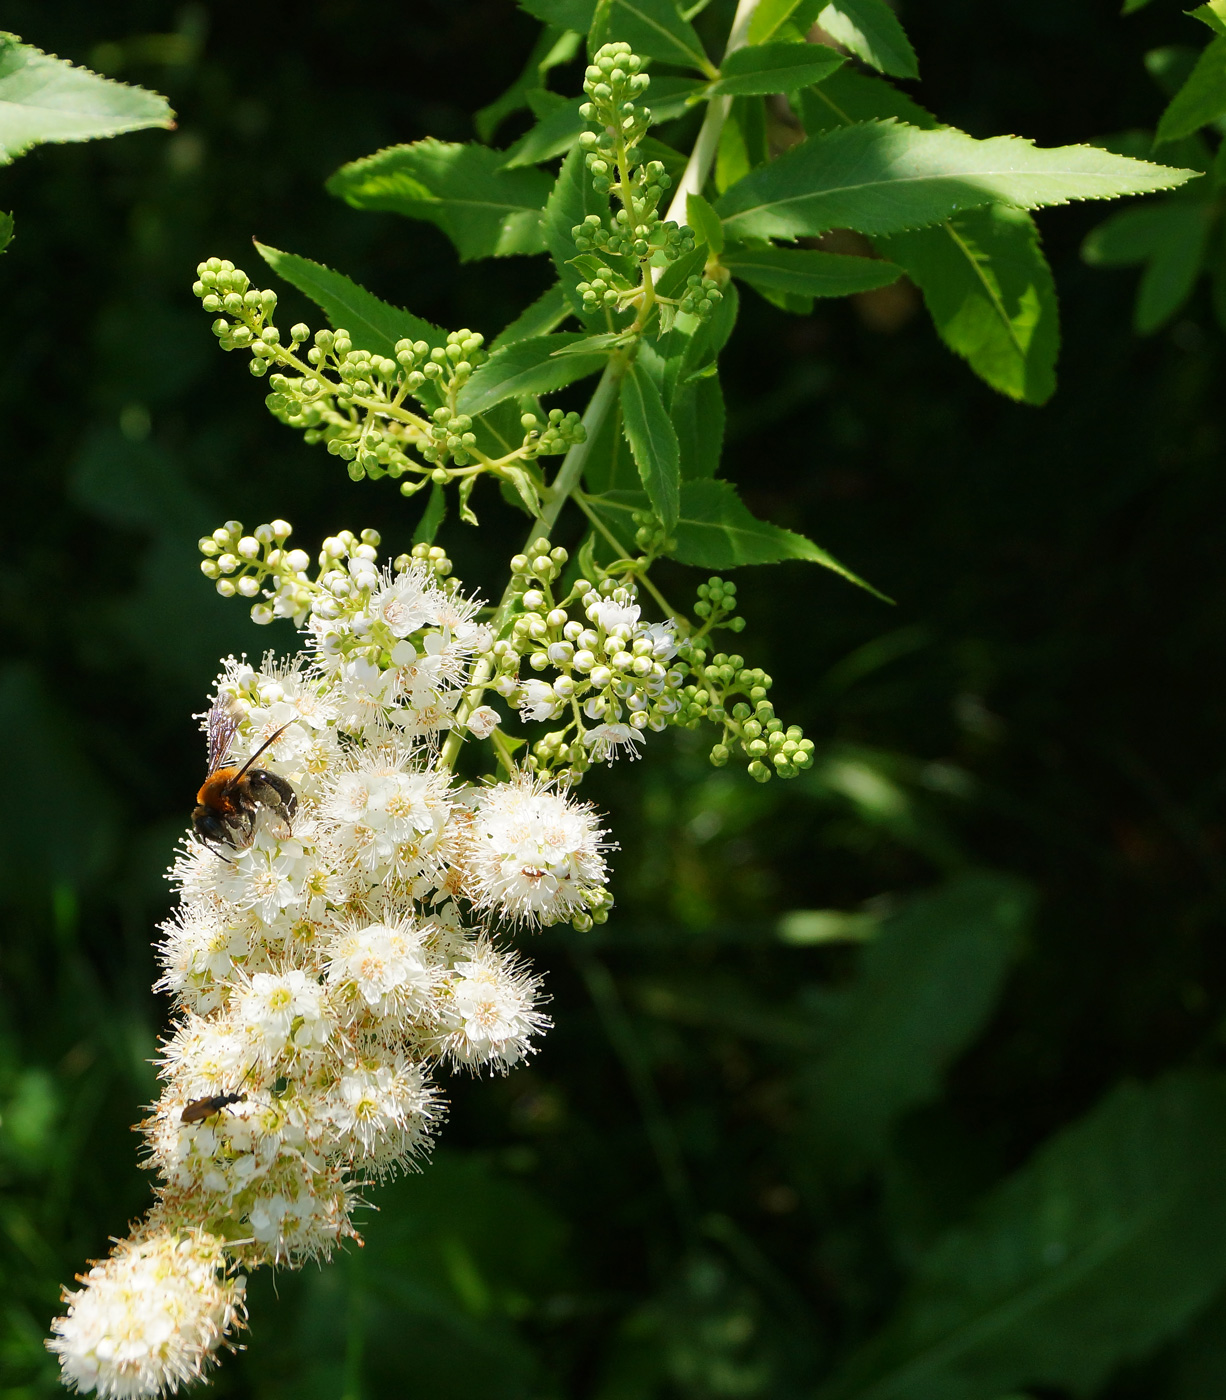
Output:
[49,1,1195,1394]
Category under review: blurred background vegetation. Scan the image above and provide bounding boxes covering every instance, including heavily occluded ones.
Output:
[4,2,1226,1398]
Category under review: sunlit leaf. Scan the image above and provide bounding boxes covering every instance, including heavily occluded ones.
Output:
[716,120,1198,241]
[620,362,680,530]
[0,32,173,165]
[876,205,1059,404]
[326,140,553,261]
[707,43,844,97]
[457,333,609,415]
[723,245,902,297]
[816,0,919,80]
[590,0,715,75]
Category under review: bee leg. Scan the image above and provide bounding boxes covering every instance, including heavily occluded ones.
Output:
[247,770,299,836]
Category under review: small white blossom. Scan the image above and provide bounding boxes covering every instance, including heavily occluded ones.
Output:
[466,705,500,739]
[236,970,335,1063]
[325,919,436,1023]
[518,679,563,723]
[439,945,549,1070]
[588,593,640,633]
[584,722,645,764]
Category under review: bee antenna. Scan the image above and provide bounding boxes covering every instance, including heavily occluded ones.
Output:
[234,723,292,781]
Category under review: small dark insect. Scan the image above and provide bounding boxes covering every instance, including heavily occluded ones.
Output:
[180,1065,256,1125]
[192,699,298,852]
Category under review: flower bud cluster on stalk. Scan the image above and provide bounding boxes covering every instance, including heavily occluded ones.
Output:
[573,44,722,331]
[190,258,584,514]
[50,35,820,1396]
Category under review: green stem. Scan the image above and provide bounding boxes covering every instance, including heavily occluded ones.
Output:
[439,362,623,769]
[572,490,682,623]
[661,0,760,227]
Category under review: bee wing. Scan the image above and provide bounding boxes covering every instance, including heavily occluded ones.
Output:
[206,699,241,774]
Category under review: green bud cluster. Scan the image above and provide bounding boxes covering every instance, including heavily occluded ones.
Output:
[678,273,724,321]
[393,542,453,581]
[192,259,578,514]
[520,407,586,456]
[579,44,653,197]
[668,580,814,782]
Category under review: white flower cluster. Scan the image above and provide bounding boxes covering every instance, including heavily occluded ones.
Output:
[49,561,611,1398]
[47,1230,244,1400]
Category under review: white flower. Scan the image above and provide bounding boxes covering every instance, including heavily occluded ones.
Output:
[368,567,438,638]
[47,1227,244,1400]
[211,834,315,926]
[584,722,645,764]
[244,1163,354,1263]
[518,679,562,723]
[465,774,609,927]
[335,654,398,732]
[325,919,436,1022]
[320,752,452,885]
[440,945,549,1069]
[589,593,640,633]
[638,620,678,661]
[236,970,335,1063]
[326,1054,436,1171]
[466,705,500,739]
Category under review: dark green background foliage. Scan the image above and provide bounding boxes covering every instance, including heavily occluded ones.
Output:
[3,3,1226,1398]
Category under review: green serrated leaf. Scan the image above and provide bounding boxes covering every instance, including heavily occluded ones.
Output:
[590,0,716,75]
[673,479,886,593]
[708,42,844,97]
[491,283,573,351]
[747,0,806,44]
[674,373,725,479]
[816,0,918,80]
[411,484,447,545]
[620,363,680,530]
[502,98,586,169]
[0,31,174,165]
[543,146,622,315]
[686,192,725,253]
[1082,200,1213,332]
[1156,36,1226,144]
[326,140,553,261]
[716,120,1199,242]
[502,79,704,170]
[474,27,582,143]
[253,242,446,357]
[799,66,938,135]
[519,0,599,26]
[723,245,901,296]
[799,873,1030,1174]
[876,205,1059,404]
[820,1072,1226,1400]
[457,333,609,416]
[715,95,769,194]
[0,210,11,254]
[1189,1,1226,38]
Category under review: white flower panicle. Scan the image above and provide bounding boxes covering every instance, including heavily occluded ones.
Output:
[47,1229,244,1400]
[50,550,615,1398]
